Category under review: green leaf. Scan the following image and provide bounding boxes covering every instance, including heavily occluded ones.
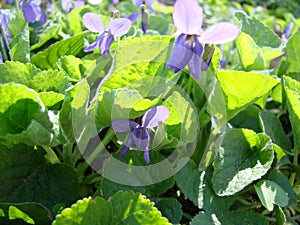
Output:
[0,203,52,225]
[98,152,174,199]
[163,90,199,144]
[59,80,90,143]
[234,11,282,48]
[191,211,268,225]
[217,70,279,119]
[39,92,65,108]
[9,23,30,63]
[0,144,79,210]
[0,61,40,86]
[57,55,84,81]
[236,32,282,71]
[155,198,182,224]
[0,62,70,94]
[234,11,283,71]
[259,111,292,151]
[31,70,71,93]
[283,76,300,150]
[147,15,172,35]
[52,191,171,225]
[31,33,86,70]
[286,30,300,76]
[175,159,235,211]
[0,83,56,146]
[255,180,289,211]
[30,17,62,50]
[66,5,94,35]
[212,129,274,196]
[268,171,297,206]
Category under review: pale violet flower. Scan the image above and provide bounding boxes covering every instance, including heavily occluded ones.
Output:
[166,0,239,80]
[111,106,170,164]
[83,12,131,54]
[61,0,85,13]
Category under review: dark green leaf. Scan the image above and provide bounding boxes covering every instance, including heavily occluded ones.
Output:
[212,129,274,196]
[259,111,292,150]
[155,198,182,224]
[0,144,79,210]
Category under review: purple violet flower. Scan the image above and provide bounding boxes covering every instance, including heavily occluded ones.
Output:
[0,14,11,63]
[61,0,85,13]
[112,0,119,5]
[21,0,43,23]
[111,106,170,164]
[166,0,239,80]
[83,12,131,54]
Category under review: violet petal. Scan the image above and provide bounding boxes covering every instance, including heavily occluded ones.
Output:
[74,0,85,9]
[99,33,114,54]
[128,12,138,22]
[198,22,239,44]
[83,12,105,33]
[144,148,150,164]
[84,36,102,52]
[61,0,72,12]
[107,18,132,37]
[132,0,144,7]
[119,135,133,157]
[22,3,42,23]
[131,127,149,151]
[142,106,170,128]
[111,119,138,133]
[166,34,193,73]
[173,0,203,34]
[0,14,9,30]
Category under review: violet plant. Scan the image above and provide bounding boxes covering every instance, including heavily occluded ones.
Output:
[83,12,132,54]
[166,0,239,80]
[111,106,170,164]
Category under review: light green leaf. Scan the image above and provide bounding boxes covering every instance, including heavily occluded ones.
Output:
[57,55,84,81]
[163,90,198,144]
[31,70,71,93]
[0,61,40,86]
[234,11,282,48]
[255,180,289,211]
[191,211,268,225]
[283,76,300,150]
[9,23,30,63]
[212,129,274,196]
[259,111,292,151]
[52,191,171,225]
[175,159,235,211]
[0,83,56,146]
[0,203,52,225]
[0,144,79,210]
[31,33,86,70]
[39,92,65,108]
[59,80,90,143]
[217,70,279,119]
[286,30,300,75]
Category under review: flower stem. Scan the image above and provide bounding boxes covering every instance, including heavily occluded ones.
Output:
[43,146,61,164]
[85,128,115,164]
